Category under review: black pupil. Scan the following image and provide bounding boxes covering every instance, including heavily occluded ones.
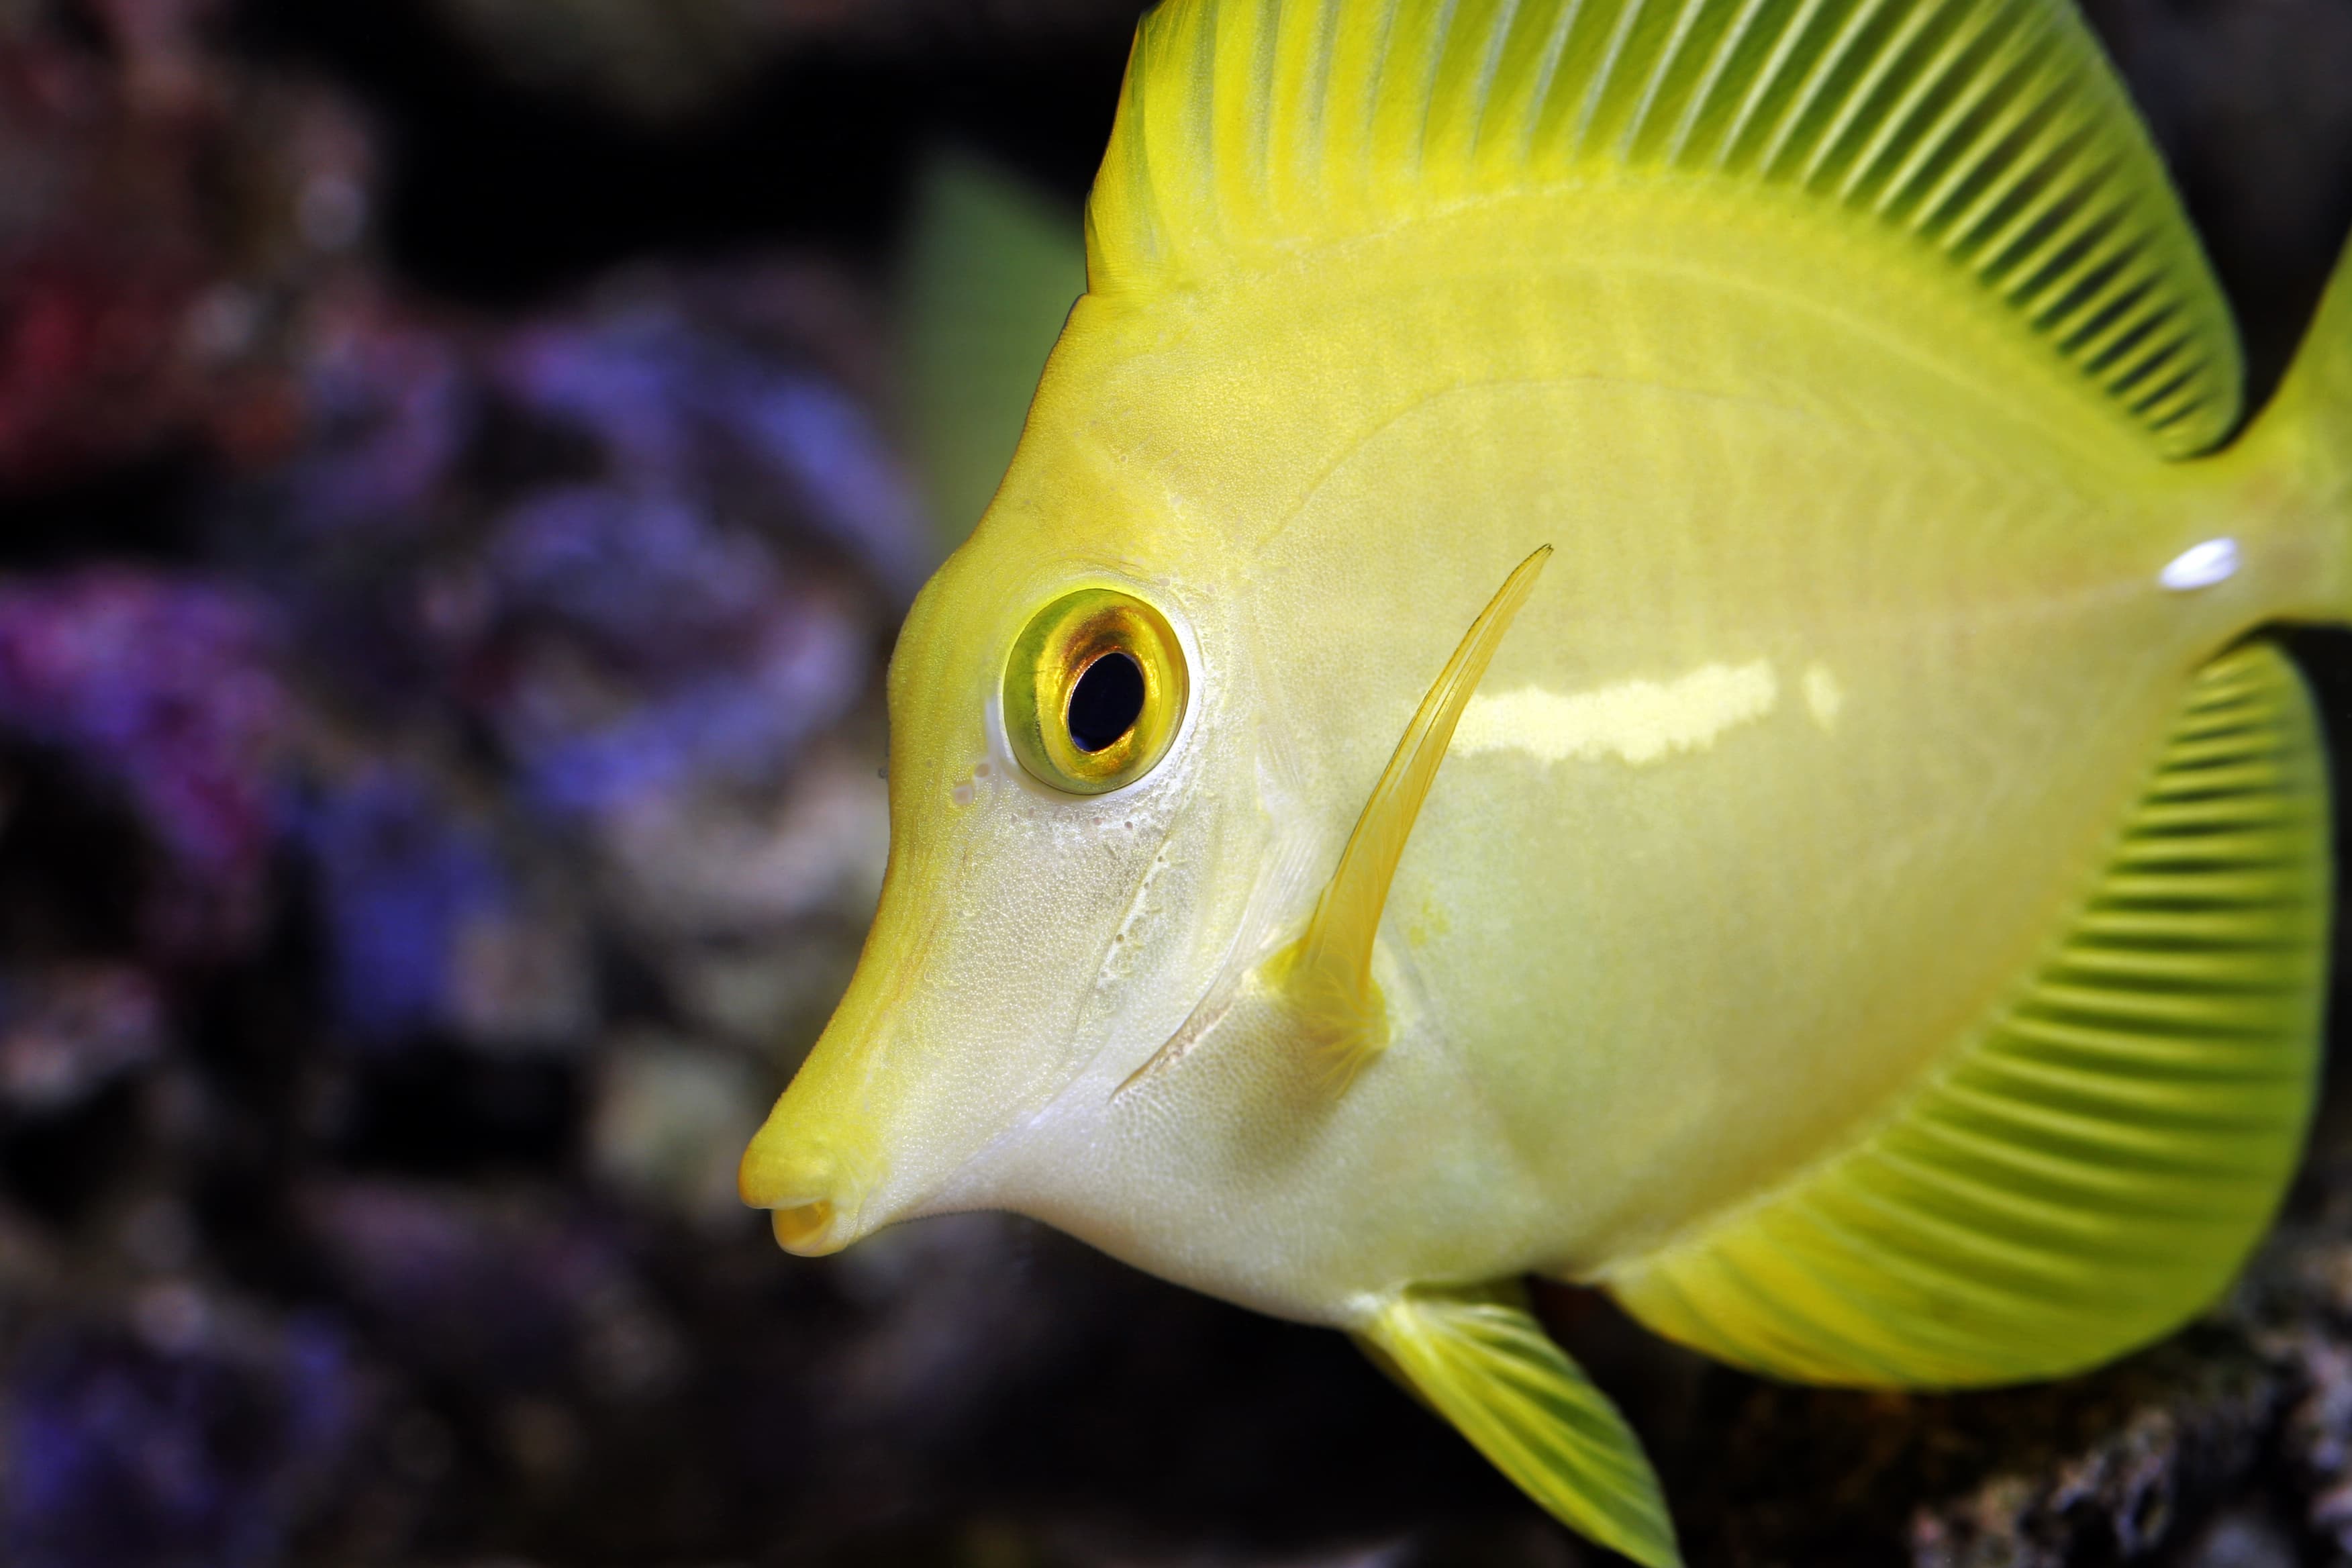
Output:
[1067,652,1146,753]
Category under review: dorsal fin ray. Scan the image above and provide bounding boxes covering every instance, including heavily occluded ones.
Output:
[1603,642,2328,1387]
[1087,0,2241,454]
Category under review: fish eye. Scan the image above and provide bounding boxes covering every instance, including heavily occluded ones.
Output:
[1067,652,1146,752]
[1003,588,1188,795]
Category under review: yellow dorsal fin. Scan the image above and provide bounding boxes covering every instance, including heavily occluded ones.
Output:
[1087,0,2241,454]
[1279,545,1550,1085]
[1606,642,2327,1387]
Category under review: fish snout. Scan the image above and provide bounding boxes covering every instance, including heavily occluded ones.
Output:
[738,1125,870,1257]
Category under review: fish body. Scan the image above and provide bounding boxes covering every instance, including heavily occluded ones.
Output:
[742,0,2352,1559]
[948,203,2325,1312]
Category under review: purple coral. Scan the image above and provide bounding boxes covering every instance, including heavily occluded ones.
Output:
[471,489,868,818]
[0,573,289,959]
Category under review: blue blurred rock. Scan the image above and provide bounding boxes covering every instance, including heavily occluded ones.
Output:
[491,296,933,596]
[275,304,477,541]
[466,485,869,822]
[0,573,289,960]
[293,767,518,1048]
[2,1314,359,1568]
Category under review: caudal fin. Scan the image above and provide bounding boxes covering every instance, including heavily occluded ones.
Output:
[2287,240,2352,461]
[2238,235,2352,620]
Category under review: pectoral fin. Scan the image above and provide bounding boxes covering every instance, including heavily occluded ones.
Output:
[1357,1281,1681,1568]
[1279,546,1551,1084]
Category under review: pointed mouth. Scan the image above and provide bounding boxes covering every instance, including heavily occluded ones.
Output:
[767,1198,844,1255]
[739,1130,873,1257]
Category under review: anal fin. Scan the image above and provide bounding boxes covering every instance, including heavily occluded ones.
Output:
[1607,642,2330,1389]
[1357,1282,1680,1568]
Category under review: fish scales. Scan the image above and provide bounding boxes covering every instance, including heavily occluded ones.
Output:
[741,0,2352,1560]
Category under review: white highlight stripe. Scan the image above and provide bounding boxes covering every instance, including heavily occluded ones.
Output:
[2160,538,2239,591]
[1455,660,1781,766]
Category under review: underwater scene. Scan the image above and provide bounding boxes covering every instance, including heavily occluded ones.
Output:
[0,0,2349,1564]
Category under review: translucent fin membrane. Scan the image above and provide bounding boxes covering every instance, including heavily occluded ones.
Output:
[1359,1283,1681,1567]
[1087,0,2242,454]
[1609,642,2328,1388]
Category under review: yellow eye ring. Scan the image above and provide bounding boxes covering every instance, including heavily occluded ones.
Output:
[1003,588,1189,795]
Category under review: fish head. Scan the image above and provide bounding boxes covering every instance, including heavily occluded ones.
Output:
[739,317,1287,1257]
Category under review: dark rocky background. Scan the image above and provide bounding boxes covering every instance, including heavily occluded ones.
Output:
[0,1,2346,1564]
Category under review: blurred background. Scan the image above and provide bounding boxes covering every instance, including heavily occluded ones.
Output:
[0,1,2345,1565]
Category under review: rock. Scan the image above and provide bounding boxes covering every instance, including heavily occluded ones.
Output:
[587,1032,764,1228]
[0,573,291,959]
[0,1310,362,1568]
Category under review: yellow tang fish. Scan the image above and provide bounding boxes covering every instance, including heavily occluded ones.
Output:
[741,0,2352,1559]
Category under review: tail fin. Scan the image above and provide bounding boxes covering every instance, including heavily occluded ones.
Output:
[2238,236,2352,621]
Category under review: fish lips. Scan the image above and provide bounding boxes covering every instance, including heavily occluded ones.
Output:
[737,1130,873,1257]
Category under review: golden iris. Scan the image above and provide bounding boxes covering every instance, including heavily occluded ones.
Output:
[1003,589,1188,795]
